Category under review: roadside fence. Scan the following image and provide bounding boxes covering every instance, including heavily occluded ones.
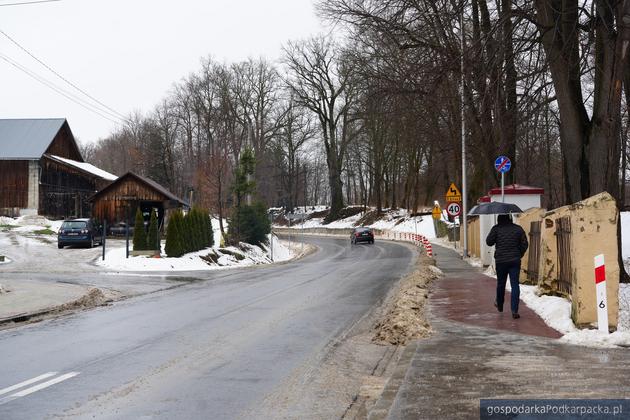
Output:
[273,227,433,257]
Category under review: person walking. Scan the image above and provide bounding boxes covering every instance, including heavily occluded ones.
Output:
[486,214,528,319]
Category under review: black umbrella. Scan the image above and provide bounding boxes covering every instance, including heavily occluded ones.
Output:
[468,201,522,215]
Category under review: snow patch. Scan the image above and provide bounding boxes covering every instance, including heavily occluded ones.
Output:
[96,233,293,272]
[50,155,117,181]
[281,207,438,239]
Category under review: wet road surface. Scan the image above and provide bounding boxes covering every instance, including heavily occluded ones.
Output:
[0,236,414,419]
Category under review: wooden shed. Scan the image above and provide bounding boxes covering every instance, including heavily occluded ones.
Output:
[91,172,188,229]
[0,118,117,218]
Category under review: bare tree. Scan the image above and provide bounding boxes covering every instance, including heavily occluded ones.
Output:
[273,98,317,211]
[284,37,357,220]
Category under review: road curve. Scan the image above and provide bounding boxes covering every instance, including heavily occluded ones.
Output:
[0,236,415,420]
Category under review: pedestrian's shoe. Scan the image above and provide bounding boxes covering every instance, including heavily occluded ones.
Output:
[494,301,503,312]
[512,313,520,319]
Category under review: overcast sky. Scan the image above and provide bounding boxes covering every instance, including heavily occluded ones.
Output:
[0,0,326,145]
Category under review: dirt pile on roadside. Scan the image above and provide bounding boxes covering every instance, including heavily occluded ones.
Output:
[55,288,111,312]
[373,254,442,345]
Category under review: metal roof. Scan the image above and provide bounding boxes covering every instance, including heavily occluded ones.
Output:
[0,118,67,160]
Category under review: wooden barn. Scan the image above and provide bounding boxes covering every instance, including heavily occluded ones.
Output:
[0,118,117,218]
[91,172,188,229]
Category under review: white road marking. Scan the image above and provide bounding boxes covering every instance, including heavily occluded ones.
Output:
[0,372,80,405]
[0,372,57,396]
[11,372,80,397]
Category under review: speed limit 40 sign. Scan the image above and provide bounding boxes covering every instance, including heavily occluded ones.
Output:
[446,202,462,217]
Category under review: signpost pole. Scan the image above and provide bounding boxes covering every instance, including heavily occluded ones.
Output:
[125,206,130,259]
[494,156,511,204]
[102,220,106,261]
[269,212,273,261]
[301,214,306,252]
[432,203,441,237]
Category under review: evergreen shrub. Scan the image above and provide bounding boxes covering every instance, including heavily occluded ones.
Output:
[228,201,270,246]
[132,207,147,251]
[147,209,159,251]
[165,210,184,257]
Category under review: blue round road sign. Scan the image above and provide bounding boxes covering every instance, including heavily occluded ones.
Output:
[494,156,511,173]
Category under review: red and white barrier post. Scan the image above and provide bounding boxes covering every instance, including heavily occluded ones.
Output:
[594,254,609,334]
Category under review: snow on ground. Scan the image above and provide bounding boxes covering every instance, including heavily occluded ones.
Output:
[1,215,294,272]
[97,232,293,272]
[100,215,294,271]
[481,263,630,348]
[0,216,18,226]
[0,215,62,233]
[282,207,440,239]
[270,236,293,261]
[289,205,328,215]
[323,213,363,229]
[211,218,224,247]
[520,283,630,348]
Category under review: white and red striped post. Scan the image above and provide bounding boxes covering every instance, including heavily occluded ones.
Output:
[594,254,609,334]
[422,237,433,257]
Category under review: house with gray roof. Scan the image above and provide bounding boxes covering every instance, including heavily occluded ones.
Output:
[0,118,117,218]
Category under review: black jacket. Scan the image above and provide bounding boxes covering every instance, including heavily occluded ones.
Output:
[485,219,528,264]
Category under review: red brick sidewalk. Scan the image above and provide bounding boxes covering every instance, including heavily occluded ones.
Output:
[431,252,562,339]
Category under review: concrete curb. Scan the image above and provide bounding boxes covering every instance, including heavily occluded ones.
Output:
[366,340,419,420]
[0,307,56,325]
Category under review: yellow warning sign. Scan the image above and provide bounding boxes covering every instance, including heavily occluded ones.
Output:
[432,205,442,220]
[445,183,462,202]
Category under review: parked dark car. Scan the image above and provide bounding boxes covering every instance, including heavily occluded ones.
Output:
[351,227,374,245]
[109,222,134,237]
[57,218,103,249]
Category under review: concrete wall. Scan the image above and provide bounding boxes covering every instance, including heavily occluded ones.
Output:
[521,192,619,329]
[567,193,619,328]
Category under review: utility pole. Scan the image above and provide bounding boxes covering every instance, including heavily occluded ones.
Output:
[460,3,468,259]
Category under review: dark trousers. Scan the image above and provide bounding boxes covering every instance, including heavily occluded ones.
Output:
[496,260,521,314]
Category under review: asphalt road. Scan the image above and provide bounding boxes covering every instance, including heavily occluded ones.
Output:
[0,236,414,419]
